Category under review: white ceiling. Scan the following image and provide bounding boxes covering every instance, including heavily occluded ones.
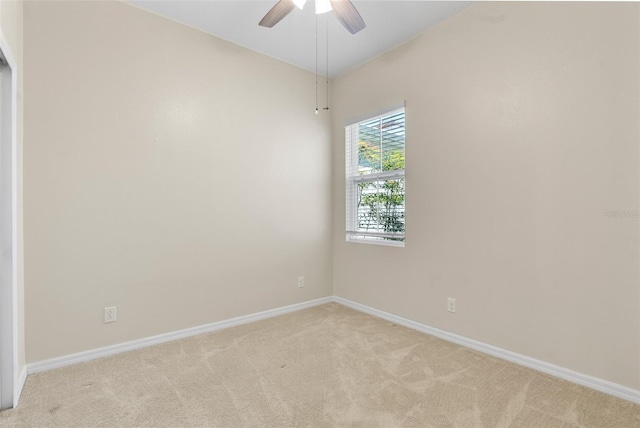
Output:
[128,1,473,77]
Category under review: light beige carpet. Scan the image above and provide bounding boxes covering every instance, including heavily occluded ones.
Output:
[1,303,638,427]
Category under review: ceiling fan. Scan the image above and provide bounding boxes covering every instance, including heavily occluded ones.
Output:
[259,0,366,34]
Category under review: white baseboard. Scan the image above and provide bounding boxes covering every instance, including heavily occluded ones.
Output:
[25,295,640,405]
[334,296,640,405]
[27,296,333,375]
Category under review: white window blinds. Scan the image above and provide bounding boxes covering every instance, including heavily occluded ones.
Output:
[345,107,405,245]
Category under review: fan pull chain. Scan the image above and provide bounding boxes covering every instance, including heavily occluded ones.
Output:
[315,13,319,115]
[324,13,329,111]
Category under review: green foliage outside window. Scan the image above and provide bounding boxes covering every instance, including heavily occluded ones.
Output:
[357,140,405,239]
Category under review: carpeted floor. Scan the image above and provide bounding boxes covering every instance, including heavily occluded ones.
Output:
[0,303,638,427]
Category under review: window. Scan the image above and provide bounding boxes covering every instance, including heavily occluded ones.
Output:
[345,107,405,246]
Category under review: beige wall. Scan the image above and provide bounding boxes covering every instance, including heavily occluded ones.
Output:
[0,0,25,388]
[24,0,332,363]
[332,2,640,389]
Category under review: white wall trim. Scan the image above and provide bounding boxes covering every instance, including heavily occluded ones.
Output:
[25,295,640,405]
[334,296,640,405]
[0,29,21,410]
[28,296,333,374]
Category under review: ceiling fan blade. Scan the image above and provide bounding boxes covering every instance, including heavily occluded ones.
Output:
[330,0,366,34]
[259,0,296,28]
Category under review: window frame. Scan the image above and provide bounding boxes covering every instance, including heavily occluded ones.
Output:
[345,106,406,247]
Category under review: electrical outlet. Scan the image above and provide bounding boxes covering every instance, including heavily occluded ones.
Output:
[298,276,304,288]
[104,306,117,323]
[447,298,456,313]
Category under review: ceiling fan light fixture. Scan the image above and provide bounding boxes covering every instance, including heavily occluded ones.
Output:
[259,0,365,34]
[292,0,307,10]
[315,0,332,14]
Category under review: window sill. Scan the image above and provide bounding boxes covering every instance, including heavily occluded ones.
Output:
[346,236,405,248]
